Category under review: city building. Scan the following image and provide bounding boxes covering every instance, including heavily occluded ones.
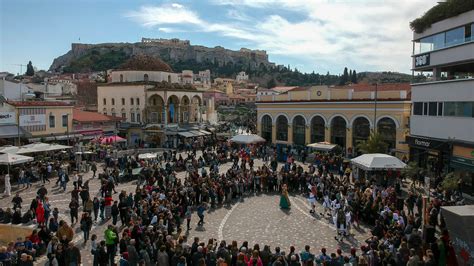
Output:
[97,56,206,147]
[6,100,74,143]
[256,83,411,158]
[0,98,29,145]
[72,108,122,140]
[203,89,229,107]
[236,71,249,83]
[409,8,474,193]
[0,75,34,101]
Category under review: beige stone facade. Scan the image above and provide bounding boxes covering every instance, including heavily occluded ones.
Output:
[256,85,411,157]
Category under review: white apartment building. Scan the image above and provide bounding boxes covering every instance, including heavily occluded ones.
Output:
[408,8,474,194]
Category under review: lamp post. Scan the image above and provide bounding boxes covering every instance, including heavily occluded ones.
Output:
[373,83,378,133]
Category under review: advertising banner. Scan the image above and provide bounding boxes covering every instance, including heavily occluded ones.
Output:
[0,112,16,124]
[19,114,46,127]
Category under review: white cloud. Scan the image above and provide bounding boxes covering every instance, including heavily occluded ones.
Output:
[127,0,439,73]
[126,3,203,27]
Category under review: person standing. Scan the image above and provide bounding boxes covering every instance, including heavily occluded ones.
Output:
[279,184,291,209]
[92,197,100,221]
[12,192,23,210]
[4,173,11,197]
[111,201,119,225]
[104,225,117,266]
[80,212,93,243]
[65,242,81,266]
[185,206,192,231]
[36,202,46,227]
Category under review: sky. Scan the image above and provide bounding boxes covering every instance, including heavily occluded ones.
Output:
[0,0,438,75]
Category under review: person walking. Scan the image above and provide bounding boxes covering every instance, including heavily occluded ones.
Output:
[91,162,97,179]
[65,242,81,266]
[111,201,119,225]
[69,199,79,225]
[80,212,93,243]
[197,202,206,227]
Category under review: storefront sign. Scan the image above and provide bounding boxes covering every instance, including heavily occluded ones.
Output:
[414,53,430,67]
[451,156,474,171]
[406,136,448,151]
[19,114,46,126]
[0,112,16,124]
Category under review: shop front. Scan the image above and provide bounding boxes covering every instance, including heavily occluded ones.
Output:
[406,136,451,175]
[450,144,474,196]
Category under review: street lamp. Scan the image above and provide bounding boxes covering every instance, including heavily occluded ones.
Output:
[373,83,378,133]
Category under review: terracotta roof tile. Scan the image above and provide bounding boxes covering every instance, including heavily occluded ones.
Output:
[73,108,123,122]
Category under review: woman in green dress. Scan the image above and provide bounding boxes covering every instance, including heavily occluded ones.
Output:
[279,184,291,209]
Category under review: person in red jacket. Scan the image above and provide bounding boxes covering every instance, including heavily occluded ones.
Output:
[36,202,45,226]
[104,194,113,220]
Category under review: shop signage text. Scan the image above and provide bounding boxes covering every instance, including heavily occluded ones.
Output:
[415,53,430,67]
[19,114,46,126]
[0,112,16,124]
[406,136,448,151]
[415,139,431,148]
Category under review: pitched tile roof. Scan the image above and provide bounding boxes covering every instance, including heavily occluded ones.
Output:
[73,108,123,123]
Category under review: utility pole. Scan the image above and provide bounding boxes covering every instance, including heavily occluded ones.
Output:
[373,83,378,133]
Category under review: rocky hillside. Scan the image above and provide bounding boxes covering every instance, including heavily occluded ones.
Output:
[49,40,273,73]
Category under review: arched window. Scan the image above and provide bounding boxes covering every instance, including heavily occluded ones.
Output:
[111,108,116,117]
[136,98,140,105]
[352,117,371,155]
[121,108,126,119]
[130,109,135,122]
[111,98,115,105]
[276,115,288,141]
[331,116,347,150]
[119,74,123,82]
[261,115,272,142]
[130,98,134,105]
[103,108,107,116]
[378,118,397,153]
[103,98,106,105]
[310,116,325,143]
[167,75,171,83]
[144,73,149,82]
[292,116,306,146]
[121,98,125,105]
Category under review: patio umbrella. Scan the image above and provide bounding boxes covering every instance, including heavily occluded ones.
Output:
[230,134,266,144]
[100,136,126,144]
[351,153,407,171]
[306,142,337,152]
[0,153,34,174]
[0,146,19,154]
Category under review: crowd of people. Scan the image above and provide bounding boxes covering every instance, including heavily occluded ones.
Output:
[0,140,463,266]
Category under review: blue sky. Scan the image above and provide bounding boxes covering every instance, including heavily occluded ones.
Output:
[1,0,438,75]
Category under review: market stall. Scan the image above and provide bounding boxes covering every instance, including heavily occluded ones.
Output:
[351,153,406,185]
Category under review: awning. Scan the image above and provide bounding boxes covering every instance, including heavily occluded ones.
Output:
[0,125,30,138]
[178,131,195,138]
[306,142,337,151]
[29,134,83,142]
[190,130,205,136]
[199,130,212,135]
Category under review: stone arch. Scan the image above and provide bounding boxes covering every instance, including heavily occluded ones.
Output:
[377,117,398,153]
[308,114,328,126]
[328,114,349,128]
[167,95,180,123]
[310,115,326,143]
[292,115,306,145]
[376,115,400,128]
[147,94,164,123]
[352,116,372,155]
[261,114,273,142]
[275,114,289,141]
[349,114,374,128]
[330,115,347,150]
[290,114,308,125]
[190,95,202,123]
[259,113,273,125]
[273,113,290,125]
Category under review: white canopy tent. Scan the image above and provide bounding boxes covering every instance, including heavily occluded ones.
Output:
[230,134,266,144]
[351,153,407,171]
[138,153,157,160]
[306,142,337,152]
[0,153,34,174]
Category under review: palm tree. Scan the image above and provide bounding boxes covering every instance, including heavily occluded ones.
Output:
[356,132,389,154]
